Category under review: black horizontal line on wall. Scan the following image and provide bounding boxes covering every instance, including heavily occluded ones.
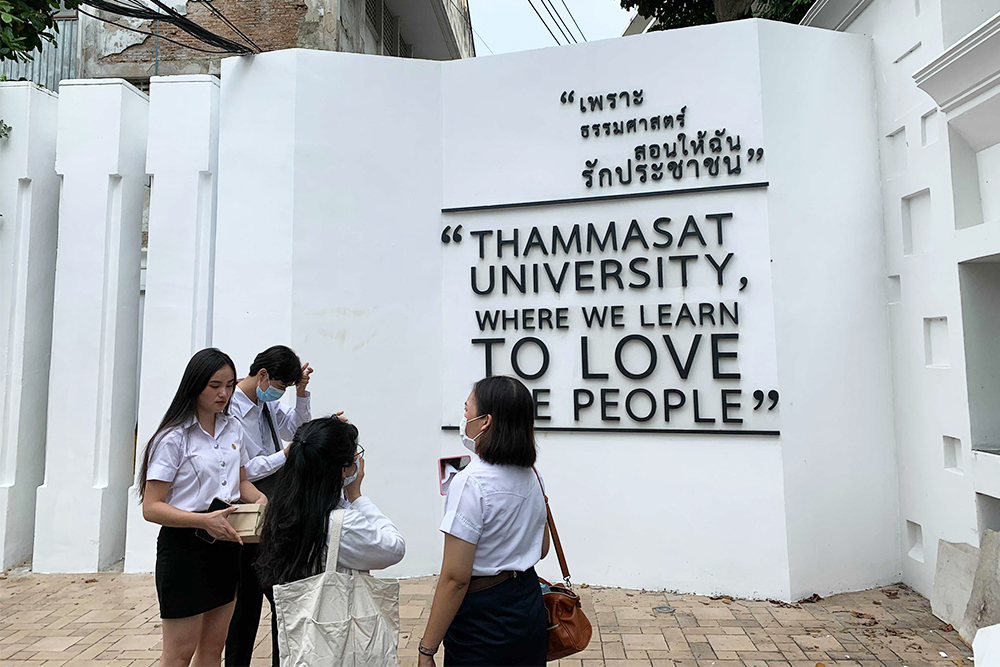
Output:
[441,181,770,213]
[441,425,779,437]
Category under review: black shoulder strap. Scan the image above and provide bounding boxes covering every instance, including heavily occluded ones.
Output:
[261,402,280,454]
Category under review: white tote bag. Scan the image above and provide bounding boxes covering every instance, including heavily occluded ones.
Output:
[272,509,400,666]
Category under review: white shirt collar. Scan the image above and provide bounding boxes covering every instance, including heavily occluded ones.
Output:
[231,385,260,418]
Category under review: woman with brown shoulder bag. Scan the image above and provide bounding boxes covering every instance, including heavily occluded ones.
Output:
[419,376,550,666]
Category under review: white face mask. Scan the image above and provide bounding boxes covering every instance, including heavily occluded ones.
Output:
[459,415,486,452]
[343,458,360,486]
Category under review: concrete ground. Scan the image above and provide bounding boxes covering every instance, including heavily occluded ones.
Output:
[0,570,973,667]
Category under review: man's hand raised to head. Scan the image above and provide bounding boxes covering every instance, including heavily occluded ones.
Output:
[297,362,313,397]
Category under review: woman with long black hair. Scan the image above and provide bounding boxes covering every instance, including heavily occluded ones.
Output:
[138,348,267,667]
[419,376,551,667]
[255,416,405,587]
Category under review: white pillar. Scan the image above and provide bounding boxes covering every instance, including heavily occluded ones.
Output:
[124,76,220,573]
[33,80,148,573]
[0,83,61,570]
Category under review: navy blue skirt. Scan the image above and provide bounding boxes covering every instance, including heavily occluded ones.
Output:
[444,567,547,667]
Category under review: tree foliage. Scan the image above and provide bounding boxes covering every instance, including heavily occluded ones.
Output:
[621,0,815,30]
[0,0,79,63]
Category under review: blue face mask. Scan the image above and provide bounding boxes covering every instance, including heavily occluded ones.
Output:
[256,382,285,403]
[344,458,360,486]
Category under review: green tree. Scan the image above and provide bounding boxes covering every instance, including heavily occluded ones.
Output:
[620,0,815,30]
[0,0,79,63]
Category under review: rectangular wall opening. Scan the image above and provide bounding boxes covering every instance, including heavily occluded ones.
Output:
[951,126,985,229]
[887,275,901,304]
[902,189,931,255]
[944,436,963,474]
[977,493,1000,539]
[921,110,939,147]
[978,142,1000,225]
[960,258,1000,452]
[923,317,949,367]
[906,520,925,562]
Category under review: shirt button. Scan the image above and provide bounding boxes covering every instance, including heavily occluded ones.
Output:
[221,479,227,486]
[214,443,219,449]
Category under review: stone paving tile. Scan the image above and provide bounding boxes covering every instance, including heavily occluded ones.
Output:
[0,573,975,667]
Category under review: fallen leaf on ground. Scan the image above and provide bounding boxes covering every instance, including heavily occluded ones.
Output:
[84,578,97,584]
[798,593,822,604]
[881,589,900,599]
[873,600,882,605]
[851,611,876,619]
[940,624,955,632]
[709,595,734,604]
[767,598,802,609]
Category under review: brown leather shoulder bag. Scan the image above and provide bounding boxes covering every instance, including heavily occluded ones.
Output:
[532,468,593,660]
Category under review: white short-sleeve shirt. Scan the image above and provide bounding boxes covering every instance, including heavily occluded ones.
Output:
[439,458,547,577]
[146,413,249,512]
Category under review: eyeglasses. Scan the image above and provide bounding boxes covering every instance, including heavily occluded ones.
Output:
[354,445,365,462]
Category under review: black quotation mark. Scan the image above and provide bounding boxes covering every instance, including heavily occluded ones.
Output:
[441,225,463,244]
[560,90,575,104]
[752,390,779,411]
[747,147,765,162]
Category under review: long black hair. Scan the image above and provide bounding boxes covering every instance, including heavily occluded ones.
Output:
[136,347,237,502]
[473,375,537,468]
[256,417,360,588]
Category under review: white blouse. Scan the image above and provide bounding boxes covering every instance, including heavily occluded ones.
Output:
[323,497,406,573]
[440,459,547,577]
[146,413,249,512]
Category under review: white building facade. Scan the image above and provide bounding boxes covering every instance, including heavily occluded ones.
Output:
[803,0,1000,599]
[0,0,997,617]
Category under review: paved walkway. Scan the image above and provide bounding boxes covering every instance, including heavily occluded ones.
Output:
[0,569,973,667]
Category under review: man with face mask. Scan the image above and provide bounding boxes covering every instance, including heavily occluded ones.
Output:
[225,345,317,667]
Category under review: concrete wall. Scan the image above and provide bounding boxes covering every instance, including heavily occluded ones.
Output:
[195,21,893,598]
[814,0,1000,597]
[123,76,220,573]
[32,80,148,573]
[212,49,448,579]
[758,20,902,599]
[0,83,61,570]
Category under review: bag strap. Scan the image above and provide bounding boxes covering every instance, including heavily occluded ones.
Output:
[326,509,346,573]
[261,403,280,455]
[532,467,571,585]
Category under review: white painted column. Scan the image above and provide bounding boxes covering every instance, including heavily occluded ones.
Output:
[33,80,148,573]
[0,83,61,570]
[124,75,220,573]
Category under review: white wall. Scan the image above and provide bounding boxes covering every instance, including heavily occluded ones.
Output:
[200,21,895,598]
[124,76,220,573]
[0,83,60,569]
[837,0,988,596]
[33,80,148,573]
[213,50,449,578]
[758,20,901,599]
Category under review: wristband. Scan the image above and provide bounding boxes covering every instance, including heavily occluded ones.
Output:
[418,640,439,656]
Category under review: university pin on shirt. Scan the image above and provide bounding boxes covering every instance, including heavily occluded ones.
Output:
[145,413,250,512]
[229,385,311,482]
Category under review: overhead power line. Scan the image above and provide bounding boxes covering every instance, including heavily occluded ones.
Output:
[543,0,577,43]
[79,0,260,55]
[559,0,587,41]
[539,0,574,44]
[527,0,561,44]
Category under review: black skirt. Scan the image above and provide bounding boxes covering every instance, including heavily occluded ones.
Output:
[444,567,547,667]
[155,526,241,619]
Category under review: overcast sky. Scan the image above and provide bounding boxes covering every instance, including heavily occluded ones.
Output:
[467,1,636,56]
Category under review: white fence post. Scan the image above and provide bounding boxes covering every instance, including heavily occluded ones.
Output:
[33,79,148,573]
[124,75,220,573]
[0,82,61,570]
